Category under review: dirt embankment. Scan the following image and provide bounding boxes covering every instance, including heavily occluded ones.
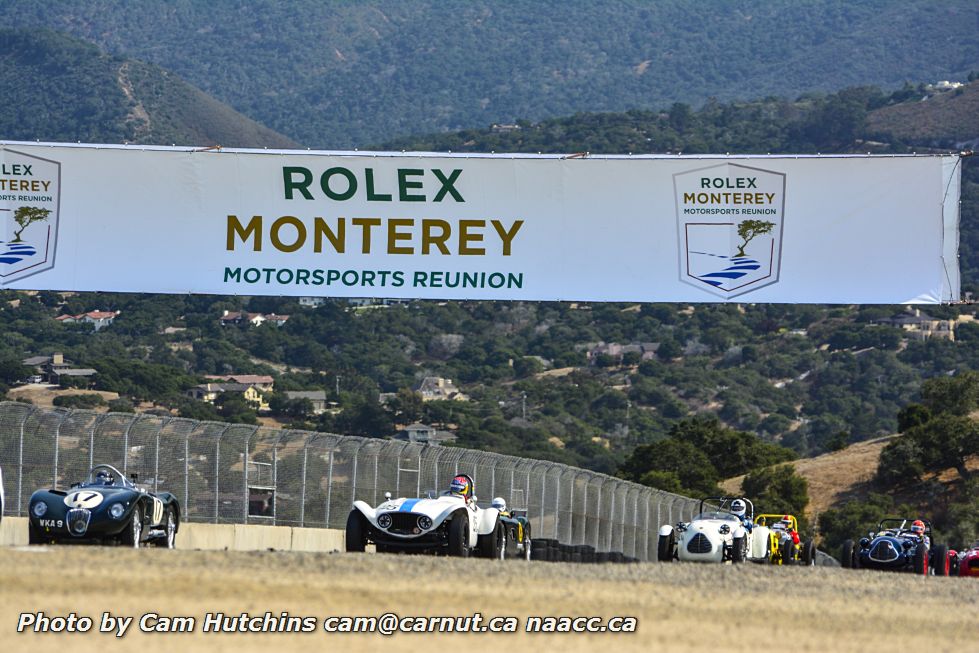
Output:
[0,548,975,653]
[722,436,896,520]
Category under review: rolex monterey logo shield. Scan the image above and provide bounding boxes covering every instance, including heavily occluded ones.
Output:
[0,148,60,284]
[675,163,785,298]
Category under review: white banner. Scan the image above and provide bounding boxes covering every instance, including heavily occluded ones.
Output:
[0,142,961,303]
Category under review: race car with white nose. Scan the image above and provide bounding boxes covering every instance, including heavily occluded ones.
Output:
[28,464,179,548]
[658,497,771,563]
[345,473,504,557]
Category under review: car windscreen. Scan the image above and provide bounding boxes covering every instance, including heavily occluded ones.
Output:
[693,511,738,522]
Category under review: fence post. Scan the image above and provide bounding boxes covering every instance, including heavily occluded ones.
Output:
[214,423,232,524]
[299,434,315,527]
[121,414,139,475]
[594,478,603,551]
[184,433,190,517]
[643,490,651,561]
[16,407,29,515]
[154,417,171,495]
[267,429,286,525]
[606,482,616,552]
[325,445,335,527]
[53,409,69,489]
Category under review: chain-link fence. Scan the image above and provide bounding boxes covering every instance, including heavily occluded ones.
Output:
[0,402,703,560]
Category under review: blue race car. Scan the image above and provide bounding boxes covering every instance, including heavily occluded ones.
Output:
[28,464,179,548]
[841,517,949,576]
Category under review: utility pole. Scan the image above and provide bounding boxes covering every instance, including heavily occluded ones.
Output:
[521,391,527,420]
[335,375,341,398]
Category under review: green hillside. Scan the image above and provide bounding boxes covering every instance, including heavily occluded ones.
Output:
[0,29,297,148]
[1,1,976,148]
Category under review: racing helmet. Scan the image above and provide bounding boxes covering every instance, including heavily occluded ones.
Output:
[449,475,471,497]
[95,470,113,485]
[491,497,507,511]
[781,515,793,529]
[911,519,925,535]
[729,499,746,517]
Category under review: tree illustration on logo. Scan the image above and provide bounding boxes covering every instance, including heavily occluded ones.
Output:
[11,206,51,242]
[734,219,775,257]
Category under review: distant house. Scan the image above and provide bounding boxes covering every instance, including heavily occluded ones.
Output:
[415,377,468,402]
[219,310,289,327]
[298,296,325,308]
[22,353,98,385]
[187,382,269,411]
[283,390,328,414]
[585,341,659,363]
[264,313,290,327]
[55,310,120,331]
[875,308,957,342]
[394,423,458,445]
[204,374,275,392]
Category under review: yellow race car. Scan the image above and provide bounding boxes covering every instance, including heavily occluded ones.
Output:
[754,514,816,566]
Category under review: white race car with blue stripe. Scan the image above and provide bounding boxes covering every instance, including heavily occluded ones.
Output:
[345,474,504,558]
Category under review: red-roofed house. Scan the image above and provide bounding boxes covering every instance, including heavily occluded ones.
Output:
[55,310,120,331]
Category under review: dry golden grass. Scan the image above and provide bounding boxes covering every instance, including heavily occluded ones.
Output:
[722,436,896,519]
[0,548,975,653]
[6,386,120,411]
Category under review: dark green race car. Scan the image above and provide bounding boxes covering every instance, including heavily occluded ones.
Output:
[493,498,532,561]
[28,464,179,548]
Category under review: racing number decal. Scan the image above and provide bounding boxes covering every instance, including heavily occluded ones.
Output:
[152,497,164,525]
[63,491,104,509]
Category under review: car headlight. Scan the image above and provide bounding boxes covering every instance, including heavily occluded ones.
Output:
[32,502,47,517]
[719,524,730,535]
[417,515,433,530]
[377,513,393,529]
[109,503,126,519]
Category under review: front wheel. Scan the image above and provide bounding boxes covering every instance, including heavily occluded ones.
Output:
[932,544,949,577]
[28,520,44,545]
[731,537,745,563]
[657,532,675,562]
[802,540,816,566]
[121,505,143,548]
[345,510,367,553]
[157,507,177,549]
[522,523,532,561]
[448,513,469,557]
[478,520,505,559]
[913,544,928,576]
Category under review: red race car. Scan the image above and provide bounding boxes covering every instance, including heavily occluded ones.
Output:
[955,542,979,577]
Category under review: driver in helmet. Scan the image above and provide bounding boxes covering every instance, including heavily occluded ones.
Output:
[449,475,474,503]
[95,469,114,485]
[910,519,930,547]
[729,499,753,532]
[491,497,510,517]
[781,515,801,544]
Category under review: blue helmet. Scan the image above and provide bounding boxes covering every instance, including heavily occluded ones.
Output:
[450,475,471,497]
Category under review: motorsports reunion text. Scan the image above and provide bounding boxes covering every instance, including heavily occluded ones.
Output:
[17,611,638,636]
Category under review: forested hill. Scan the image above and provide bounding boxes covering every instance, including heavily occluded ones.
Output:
[0,1,976,148]
[0,29,297,148]
[382,81,979,287]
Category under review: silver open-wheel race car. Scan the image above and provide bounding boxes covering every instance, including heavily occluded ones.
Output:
[345,473,508,557]
[658,497,774,563]
[28,464,179,548]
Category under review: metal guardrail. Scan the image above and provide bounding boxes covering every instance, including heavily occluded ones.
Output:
[0,401,702,560]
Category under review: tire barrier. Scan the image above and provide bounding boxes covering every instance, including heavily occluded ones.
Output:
[530,538,637,564]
